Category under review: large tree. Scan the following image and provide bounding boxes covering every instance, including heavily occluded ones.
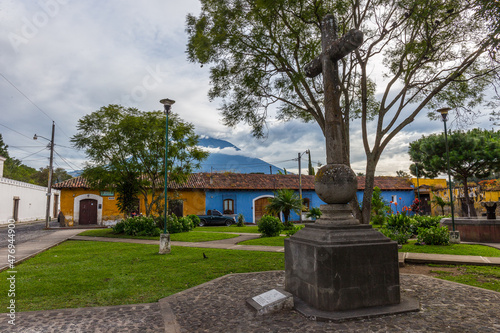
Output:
[186,0,499,224]
[71,105,209,217]
[408,128,500,217]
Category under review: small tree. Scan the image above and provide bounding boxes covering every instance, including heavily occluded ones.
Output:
[265,189,304,228]
[370,187,391,226]
[72,105,209,217]
[431,195,451,216]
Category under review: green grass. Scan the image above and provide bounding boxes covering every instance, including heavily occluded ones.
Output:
[399,241,500,257]
[239,236,286,246]
[195,225,260,233]
[0,241,284,312]
[78,228,239,242]
[430,265,500,292]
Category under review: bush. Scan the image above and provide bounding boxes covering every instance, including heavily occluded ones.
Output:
[258,215,284,237]
[113,216,161,237]
[285,226,300,237]
[166,215,183,234]
[187,215,200,228]
[381,212,413,244]
[379,227,411,245]
[236,213,245,227]
[409,215,443,236]
[305,207,322,220]
[178,216,195,232]
[417,226,450,245]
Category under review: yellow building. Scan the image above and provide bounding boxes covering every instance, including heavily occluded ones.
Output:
[410,178,448,216]
[411,178,500,217]
[53,175,207,226]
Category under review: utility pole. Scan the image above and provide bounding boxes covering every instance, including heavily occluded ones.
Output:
[298,150,310,224]
[34,122,55,229]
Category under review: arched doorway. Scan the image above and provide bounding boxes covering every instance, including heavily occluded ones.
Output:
[79,199,98,225]
[253,195,275,223]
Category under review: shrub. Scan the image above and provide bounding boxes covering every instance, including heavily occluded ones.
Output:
[236,213,245,227]
[178,216,194,232]
[417,226,450,245]
[187,215,200,228]
[381,212,413,244]
[285,226,300,237]
[258,215,284,237]
[379,227,411,245]
[113,216,161,237]
[166,215,183,234]
[305,207,322,220]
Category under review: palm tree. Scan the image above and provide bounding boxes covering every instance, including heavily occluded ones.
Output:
[265,189,304,227]
[431,195,450,215]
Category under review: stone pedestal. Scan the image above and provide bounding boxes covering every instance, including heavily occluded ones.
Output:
[159,233,171,254]
[285,207,400,311]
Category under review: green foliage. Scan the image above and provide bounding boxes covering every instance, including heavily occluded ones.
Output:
[265,189,303,224]
[431,196,451,215]
[72,105,209,217]
[159,215,196,234]
[0,134,72,186]
[305,207,322,220]
[285,226,300,237]
[417,226,450,245]
[380,212,413,244]
[409,129,500,216]
[370,187,391,226]
[113,216,161,237]
[379,227,412,245]
[236,213,245,227]
[187,214,200,228]
[411,215,442,230]
[258,215,284,237]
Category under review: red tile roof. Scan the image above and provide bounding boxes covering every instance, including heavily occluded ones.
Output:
[54,173,414,191]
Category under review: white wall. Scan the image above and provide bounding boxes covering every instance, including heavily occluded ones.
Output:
[0,177,60,224]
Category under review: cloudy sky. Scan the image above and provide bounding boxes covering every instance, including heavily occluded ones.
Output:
[0,0,495,177]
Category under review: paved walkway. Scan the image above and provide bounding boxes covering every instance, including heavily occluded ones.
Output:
[1,229,500,332]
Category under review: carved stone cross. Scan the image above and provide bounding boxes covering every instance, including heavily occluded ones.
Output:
[304,14,363,165]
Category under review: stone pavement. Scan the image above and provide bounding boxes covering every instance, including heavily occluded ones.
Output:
[2,271,500,332]
[2,229,500,332]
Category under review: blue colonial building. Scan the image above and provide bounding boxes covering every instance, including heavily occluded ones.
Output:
[172,173,415,223]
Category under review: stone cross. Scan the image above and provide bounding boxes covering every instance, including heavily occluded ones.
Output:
[304,14,363,165]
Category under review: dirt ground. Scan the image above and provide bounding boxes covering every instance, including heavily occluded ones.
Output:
[399,264,461,276]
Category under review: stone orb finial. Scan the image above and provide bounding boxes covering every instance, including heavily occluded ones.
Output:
[315,164,358,204]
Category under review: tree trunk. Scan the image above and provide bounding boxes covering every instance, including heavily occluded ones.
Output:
[360,156,378,225]
[462,178,477,217]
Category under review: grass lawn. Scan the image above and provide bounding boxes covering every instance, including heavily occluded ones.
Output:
[429,265,500,293]
[78,229,239,242]
[0,241,284,312]
[399,241,500,257]
[239,236,286,246]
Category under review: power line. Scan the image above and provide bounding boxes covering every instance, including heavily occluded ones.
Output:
[0,122,35,141]
[0,73,71,139]
[20,147,47,160]
[0,73,53,121]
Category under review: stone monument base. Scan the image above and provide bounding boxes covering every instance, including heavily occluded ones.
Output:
[285,218,404,313]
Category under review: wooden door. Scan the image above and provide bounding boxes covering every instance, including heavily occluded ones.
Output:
[254,197,271,222]
[80,199,97,225]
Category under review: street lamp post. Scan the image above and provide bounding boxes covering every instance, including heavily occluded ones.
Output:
[437,107,460,243]
[34,121,55,229]
[159,98,175,254]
